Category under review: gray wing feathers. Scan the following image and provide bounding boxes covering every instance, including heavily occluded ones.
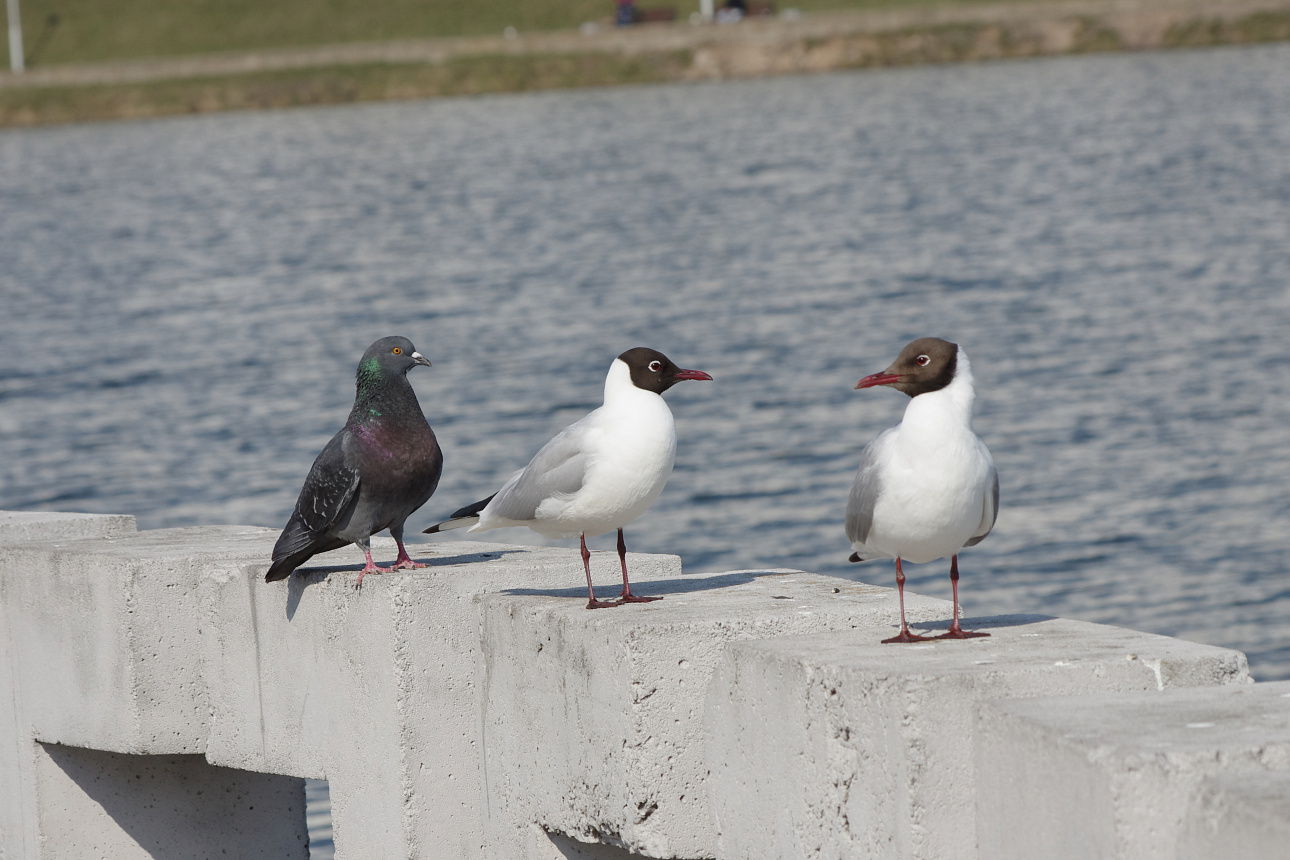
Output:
[845,441,883,546]
[487,424,589,523]
[964,465,999,548]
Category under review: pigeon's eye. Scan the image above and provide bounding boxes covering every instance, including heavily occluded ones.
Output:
[392,347,402,355]
[648,360,662,372]
[915,355,930,367]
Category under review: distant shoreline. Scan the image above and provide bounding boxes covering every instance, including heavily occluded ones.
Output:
[2,0,1287,128]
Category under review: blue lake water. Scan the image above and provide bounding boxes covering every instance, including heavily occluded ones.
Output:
[3,39,1290,716]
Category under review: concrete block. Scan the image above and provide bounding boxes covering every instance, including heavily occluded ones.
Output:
[2,515,675,860]
[0,524,275,860]
[705,617,1250,860]
[0,511,136,543]
[202,537,685,860]
[1178,771,1290,860]
[975,680,1290,860]
[480,572,953,859]
[34,743,308,859]
[2,525,273,754]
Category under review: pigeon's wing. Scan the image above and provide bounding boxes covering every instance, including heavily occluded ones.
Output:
[486,421,590,523]
[273,431,362,562]
[964,463,1000,548]
[845,433,887,555]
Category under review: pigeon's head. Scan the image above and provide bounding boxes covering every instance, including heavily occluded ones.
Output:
[855,337,958,398]
[617,347,713,394]
[358,336,432,381]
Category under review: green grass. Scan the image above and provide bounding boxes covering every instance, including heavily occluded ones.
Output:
[7,0,1065,66]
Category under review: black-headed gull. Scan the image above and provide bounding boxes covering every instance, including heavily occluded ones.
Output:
[425,347,712,608]
[846,337,999,642]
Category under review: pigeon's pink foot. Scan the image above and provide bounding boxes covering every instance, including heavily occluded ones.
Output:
[390,556,426,571]
[586,598,618,610]
[355,549,389,589]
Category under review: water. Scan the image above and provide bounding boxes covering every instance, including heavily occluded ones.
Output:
[3,44,1290,697]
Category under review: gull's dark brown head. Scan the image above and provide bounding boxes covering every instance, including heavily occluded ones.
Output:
[855,337,958,398]
[617,347,713,394]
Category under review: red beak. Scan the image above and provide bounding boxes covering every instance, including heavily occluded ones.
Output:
[855,372,901,390]
[674,368,714,381]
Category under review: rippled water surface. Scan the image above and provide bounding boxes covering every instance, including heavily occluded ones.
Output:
[3,45,1290,684]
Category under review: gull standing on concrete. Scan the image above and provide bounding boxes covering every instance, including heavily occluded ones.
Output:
[266,336,443,587]
[846,337,999,642]
[424,347,712,609]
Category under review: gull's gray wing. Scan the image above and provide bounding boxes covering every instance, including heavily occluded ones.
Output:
[964,464,999,548]
[845,435,885,548]
[486,420,590,523]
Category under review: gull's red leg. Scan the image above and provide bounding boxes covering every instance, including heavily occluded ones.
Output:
[882,557,933,643]
[938,555,990,639]
[616,528,661,604]
[582,533,616,609]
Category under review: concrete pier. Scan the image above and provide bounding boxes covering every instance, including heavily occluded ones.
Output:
[1,511,1286,859]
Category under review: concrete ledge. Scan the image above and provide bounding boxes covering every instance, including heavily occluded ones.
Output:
[704,617,1249,860]
[975,681,1290,860]
[2,512,1282,860]
[1179,771,1290,860]
[204,538,682,859]
[0,511,136,543]
[480,573,953,858]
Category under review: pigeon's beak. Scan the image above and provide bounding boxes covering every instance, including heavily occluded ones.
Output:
[855,371,901,389]
[411,352,432,368]
[673,368,713,382]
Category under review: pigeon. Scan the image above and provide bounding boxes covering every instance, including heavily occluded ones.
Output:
[846,337,999,642]
[425,347,712,608]
[266,336,443,587]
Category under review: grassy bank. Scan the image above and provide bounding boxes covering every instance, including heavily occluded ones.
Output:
[7,0,1063,66]
[1,3,1287,129]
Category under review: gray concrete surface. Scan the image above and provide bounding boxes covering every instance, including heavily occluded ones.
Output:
[0,513,695,860]
[3,511,1283,860]
[0,510,136,543]
[34,744,308,858]
[203,536,683,860]
[975,681,1290,860]
[480,573,954,859]
[704,618,1250,860]
[1178,770,1290,860]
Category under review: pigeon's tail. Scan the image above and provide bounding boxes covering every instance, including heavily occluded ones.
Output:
[265,552,308,582]
[265,519,348,582]
[423,494,495,535]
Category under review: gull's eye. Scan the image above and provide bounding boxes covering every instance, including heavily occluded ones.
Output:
[915,355,930,367]
[392,347,402,355]
[648,360,662,372]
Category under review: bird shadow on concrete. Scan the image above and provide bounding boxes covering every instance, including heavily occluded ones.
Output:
[283,549,528,620]
[502,569,789,601]
[902,613,1056,637]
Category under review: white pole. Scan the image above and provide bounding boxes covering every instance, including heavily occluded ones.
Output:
[6,0,23,73]
[700,0,714,22]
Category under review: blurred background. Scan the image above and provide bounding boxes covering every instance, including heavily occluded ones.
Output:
[3,3,1289,855]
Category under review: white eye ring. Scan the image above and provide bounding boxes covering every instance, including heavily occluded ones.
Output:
[648,360,662,372]
[915,355,930,367]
